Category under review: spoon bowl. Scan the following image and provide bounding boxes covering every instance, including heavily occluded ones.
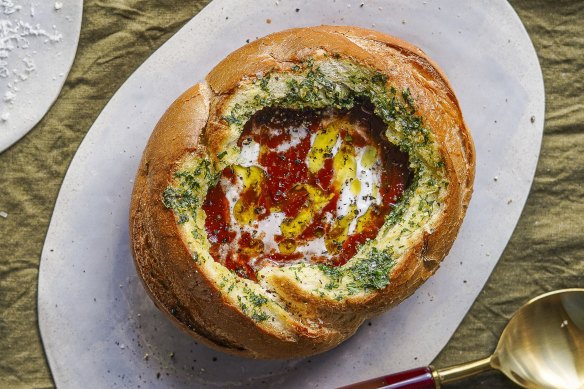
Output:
[492,289,584,388]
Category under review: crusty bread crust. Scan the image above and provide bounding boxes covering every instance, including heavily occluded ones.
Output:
[130,26,475,358]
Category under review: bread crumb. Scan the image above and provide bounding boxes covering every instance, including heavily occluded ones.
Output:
[266,18,272,24]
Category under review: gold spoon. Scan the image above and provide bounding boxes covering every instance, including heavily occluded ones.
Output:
[340,288,584,389]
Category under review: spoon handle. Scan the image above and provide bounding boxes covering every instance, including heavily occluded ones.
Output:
[338,356,494,389]
[337,366,438,389]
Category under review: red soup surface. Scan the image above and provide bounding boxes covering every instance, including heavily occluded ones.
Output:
[202,106,411,280]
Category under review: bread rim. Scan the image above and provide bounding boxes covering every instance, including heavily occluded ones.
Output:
[130,25,475,359]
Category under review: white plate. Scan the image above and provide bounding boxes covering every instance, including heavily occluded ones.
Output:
[38,0,544,387]
[0,0,82,153]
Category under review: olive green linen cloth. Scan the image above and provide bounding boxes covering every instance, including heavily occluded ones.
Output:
[0,1,582,388]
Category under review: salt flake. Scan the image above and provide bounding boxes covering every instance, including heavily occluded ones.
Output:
[0,1,62,120]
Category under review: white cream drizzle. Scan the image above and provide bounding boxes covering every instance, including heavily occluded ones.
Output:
[237,139,260,167]
[276,125,307,152]
[218,124,385,264]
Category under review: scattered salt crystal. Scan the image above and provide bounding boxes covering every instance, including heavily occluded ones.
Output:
[4,90,16,102]
[2,2,22,14]
[23,57,35,73]
[0,211,8,218]
[0,1,63,121]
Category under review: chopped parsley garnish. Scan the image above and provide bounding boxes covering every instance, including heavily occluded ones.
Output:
[162,159,218,224]
[347,248,395,291]
[247,290,268,307]
[251,311,270,322]
[318,247,395,293]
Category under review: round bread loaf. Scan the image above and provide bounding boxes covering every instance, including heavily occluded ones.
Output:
[130,26,475,359]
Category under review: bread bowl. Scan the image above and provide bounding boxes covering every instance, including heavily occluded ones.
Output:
[129,25,475,359]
